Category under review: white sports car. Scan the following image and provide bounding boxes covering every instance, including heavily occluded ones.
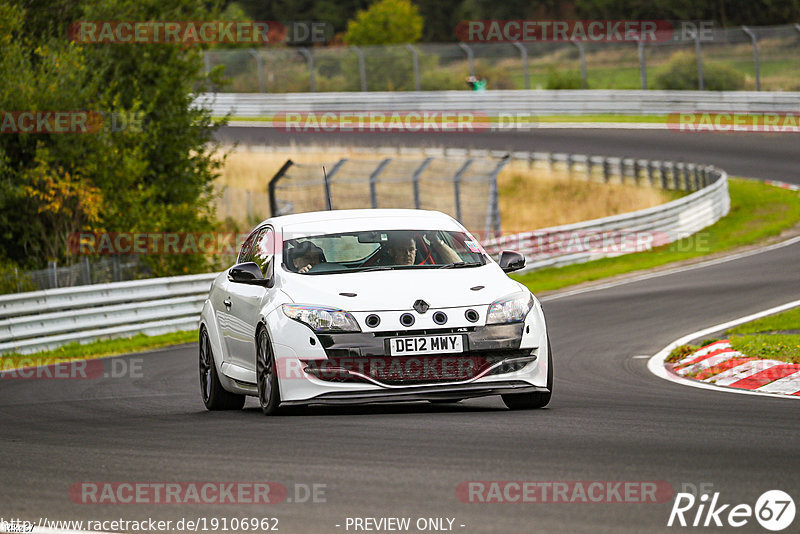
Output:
[199,209,552,414]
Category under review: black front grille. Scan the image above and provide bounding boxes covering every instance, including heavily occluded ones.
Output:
[302,350,535,386]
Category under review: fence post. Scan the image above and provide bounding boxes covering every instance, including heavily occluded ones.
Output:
[633,159,642,185]
[586,155,593,181]
[452,159,473,223]
[571,40,588,88]
[513,42,530,89]
[353,46,367,92]
[297,48,315,92]
[81,256,91,285]
[660,161,669,189]
[268,159,294,217]
[323,159,347,210]
[49,260,58,289]
[647,160,656,187]
[486,156,510,237]
[412,157,433,209]
[741,27,761,91]
[405,44,421,91]
[602,157,610,183]
[637,39,647,89]
[459,43,475,77]
[369,158,392,208]
[567,154,575,177]
[693,165,701,190]
[112,255,121,282]
[694,31,705,90]
[247,49,265,93]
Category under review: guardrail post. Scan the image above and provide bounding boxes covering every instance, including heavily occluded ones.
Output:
[633,159,642,185]
[702,166,709,188]
[297,48,316,92]
[660,161,669,189]
[692,165,701,190]
[369,158,391,208]
[684,163,693,191]
[620,157,630,185]
[459,43,475,77]
[353,46,367,92]
[513,42,530,89]
[694,30,705,90]
[647,161,656,187]
[452,159,473,223]
[602,157,610,183]
[637,39,647,89]
[741,27,761,91]
[405,44,421,91]
[571,40,588,88]
[268,159,294,217]
[567,154,575,177]
[586,156,593,181]
[548,153,556,172]
[412,157,433,209]
[247,49,265,93]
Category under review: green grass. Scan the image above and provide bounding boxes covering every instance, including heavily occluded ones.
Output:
[0,330,197,370]
[729,334,800,364]
[728,306,800,335]
[220,114,670,124]
[514,178,800,293]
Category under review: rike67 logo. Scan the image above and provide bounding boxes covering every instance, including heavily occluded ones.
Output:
[668,489,795,531]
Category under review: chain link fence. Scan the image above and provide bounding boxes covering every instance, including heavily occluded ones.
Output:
[0,256,152,294]
[267,155,508,237]
[205,24,800,94]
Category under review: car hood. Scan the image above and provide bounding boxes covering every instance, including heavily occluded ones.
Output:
[280,264,524,312]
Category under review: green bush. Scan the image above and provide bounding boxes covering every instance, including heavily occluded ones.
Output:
[654,52,745,91]
[545,68,585,89]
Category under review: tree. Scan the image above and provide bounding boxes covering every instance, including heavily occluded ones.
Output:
[344,0,423,45]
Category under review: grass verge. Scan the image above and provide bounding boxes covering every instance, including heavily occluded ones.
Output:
[0,330,197,370]
[666,306,800,365]
[514,178,800,293]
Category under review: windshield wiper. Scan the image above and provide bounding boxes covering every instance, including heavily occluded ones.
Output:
[437,261,483,269]
[348,265,395,273]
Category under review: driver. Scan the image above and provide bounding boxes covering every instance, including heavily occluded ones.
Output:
[290,241,324,273]
[382,231,461,266]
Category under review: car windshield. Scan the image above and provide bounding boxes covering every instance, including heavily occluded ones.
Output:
[283,229,486,274]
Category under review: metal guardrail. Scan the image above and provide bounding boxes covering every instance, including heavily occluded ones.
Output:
[0,273,216,354]
[196,90,800,118]
[0,146,730,355]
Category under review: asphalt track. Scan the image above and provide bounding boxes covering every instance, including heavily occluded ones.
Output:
[1,127,799,533]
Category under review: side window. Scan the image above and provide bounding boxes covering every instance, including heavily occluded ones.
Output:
[252,228,275,277]
[238,227,263,264]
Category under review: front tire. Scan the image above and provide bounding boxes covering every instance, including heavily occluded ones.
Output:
[199,327,245,411]
[256,327,281,415]
[502,335,553,410]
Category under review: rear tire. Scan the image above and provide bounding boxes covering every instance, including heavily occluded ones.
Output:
[502,335,553,410]
[256,327,281,415]
[199,327,245,411]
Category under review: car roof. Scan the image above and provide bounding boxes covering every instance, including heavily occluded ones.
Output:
[261,209,465,240]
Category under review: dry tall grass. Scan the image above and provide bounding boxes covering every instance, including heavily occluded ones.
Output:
[215,146,673,233]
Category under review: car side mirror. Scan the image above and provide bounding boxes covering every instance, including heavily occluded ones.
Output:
[499,250,526,273]
[228,262,272,287]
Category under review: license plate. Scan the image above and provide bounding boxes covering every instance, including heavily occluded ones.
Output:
[388,335,464,356]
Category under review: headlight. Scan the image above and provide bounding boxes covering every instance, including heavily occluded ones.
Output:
[486,292,534,324]
[282,304,361,333]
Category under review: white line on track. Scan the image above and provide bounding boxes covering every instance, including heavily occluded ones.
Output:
[540,235,800,302]
[646,299,800,400]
